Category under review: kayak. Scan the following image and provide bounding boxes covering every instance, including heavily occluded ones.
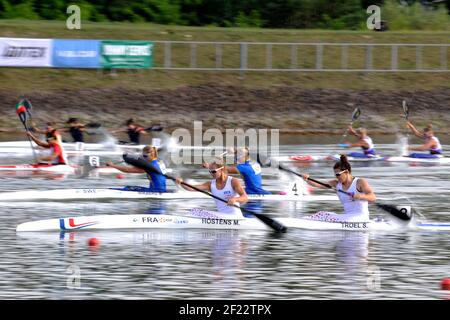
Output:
[0,163,122,174]
[15,213,450,232]
[0,141,222,151]
[0,141,144,150]
[0,148,126,157]
[0,187,338,202]
[274,154,450,164]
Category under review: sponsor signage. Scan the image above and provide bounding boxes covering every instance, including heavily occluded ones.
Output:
[101,40,153,69]
[0,38,52,67]
[52,39,100,68]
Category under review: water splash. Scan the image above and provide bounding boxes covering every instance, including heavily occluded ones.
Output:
[396,133,409,156]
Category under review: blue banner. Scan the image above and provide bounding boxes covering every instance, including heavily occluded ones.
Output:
[52,40,100,68]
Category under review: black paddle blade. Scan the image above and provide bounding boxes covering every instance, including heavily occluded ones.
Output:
[376,204,412,221]
[352,107,361,121]
[123,153,167,177]
[23,98,33,114]
[86,122,102,128]
[253,213,287,232]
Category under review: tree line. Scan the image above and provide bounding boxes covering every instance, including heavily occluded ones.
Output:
[0,0,449,29]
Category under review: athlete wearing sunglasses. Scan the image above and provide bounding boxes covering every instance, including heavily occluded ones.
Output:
[203,147,270,195]
[176,159,248,217]
[301,154,376,222]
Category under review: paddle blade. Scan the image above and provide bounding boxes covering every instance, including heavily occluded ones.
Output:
[376,203,412,221]
[402,100,409,120]
[15,100,27,116]
[23,98,33,115]
[253,213,287,232]
[352,107,361,121]
[86,122,102,129]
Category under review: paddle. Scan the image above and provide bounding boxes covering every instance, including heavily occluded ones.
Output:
[402,100,409,122]
[277,164,411,221]
[15,98,38,163]
[401,100,410,156]
[338,107,361,148]
[86,122,102,129]
[123,153,287,233]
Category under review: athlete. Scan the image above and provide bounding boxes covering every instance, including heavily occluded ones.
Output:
[301,155,376,222]
[406,122,443,158]
[64,118,85,143]
[203,147,270,195]
[107,145,167,192]
[30,121,63,145]
[26,131,68,165]
[176,159,248,218]
[343,126,377,158]
[111,118,148,145]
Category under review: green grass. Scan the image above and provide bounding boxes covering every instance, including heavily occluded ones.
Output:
[0,19,449,92]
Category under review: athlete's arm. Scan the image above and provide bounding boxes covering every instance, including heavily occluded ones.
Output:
[347,140,369,148]
[225,165,240,174]
[409,139,434,152]
[301,174,337,189]
[106,162,145,173]
[175,178,211,192]
[354,178,376,202]
[348,126,358,137]
[406,121,424,139]
[26,132,50,148]
[228,178,248,206]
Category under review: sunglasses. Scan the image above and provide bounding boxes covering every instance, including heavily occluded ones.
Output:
[335,170,347,177]
[209,167,223,174]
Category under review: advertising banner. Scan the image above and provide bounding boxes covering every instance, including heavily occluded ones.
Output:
[52,39,100,68]
[101,40,153,68]
[0,38,52,67]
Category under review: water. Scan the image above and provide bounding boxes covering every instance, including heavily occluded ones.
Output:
[0,140,449,299]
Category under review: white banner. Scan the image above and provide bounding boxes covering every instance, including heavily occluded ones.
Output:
[0,38,52,67]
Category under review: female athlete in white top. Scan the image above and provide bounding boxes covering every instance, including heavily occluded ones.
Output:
[176,159,248,218]
[406,122,443,158]
[301,155,377,222]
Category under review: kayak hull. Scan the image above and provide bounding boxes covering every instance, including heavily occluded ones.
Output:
[15,214,450,232]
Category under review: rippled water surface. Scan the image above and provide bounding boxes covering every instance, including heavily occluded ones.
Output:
[0,140,449,299]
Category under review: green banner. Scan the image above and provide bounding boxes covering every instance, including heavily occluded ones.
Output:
[101,40,153,69]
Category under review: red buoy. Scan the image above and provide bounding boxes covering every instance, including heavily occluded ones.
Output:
[441,278,450,290]
[88,237,100,247]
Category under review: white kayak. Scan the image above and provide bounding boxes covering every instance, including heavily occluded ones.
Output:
[15,213,450,232]
[0,163,122,174]
[0,187,338,202]
[0,141,144,150]
[0,141,222,152]
[274,154,450,164]
[0,163,174,175]
[0,147,126,157]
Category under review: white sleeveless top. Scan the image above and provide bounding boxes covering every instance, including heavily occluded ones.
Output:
[362,137,375,150]
[336,177,369,219]
[211,176,242,216]
[429,136,442,153]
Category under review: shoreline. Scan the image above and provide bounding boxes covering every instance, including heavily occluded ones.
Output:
[1,86,449,135]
